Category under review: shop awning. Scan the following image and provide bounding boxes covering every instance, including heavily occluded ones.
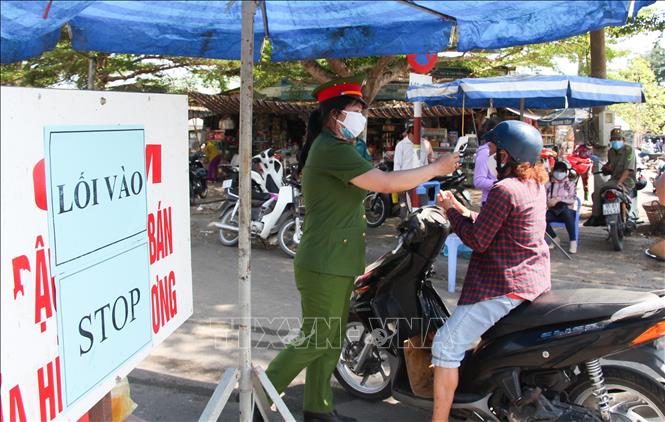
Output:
[189,92,463,119]
[407,75,646,109]
[1,1,653,64]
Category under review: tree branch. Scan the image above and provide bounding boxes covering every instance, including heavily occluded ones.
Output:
[301,60,335,83]
[325,59,352,77]
[105,63,188,82]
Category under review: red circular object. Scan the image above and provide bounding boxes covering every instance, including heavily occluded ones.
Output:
[407,54,437,74]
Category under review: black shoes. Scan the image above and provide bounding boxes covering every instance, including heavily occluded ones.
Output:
[303,410,357,422]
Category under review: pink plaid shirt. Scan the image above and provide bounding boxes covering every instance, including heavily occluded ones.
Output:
[545,180,577,209]
[447,178,551,305]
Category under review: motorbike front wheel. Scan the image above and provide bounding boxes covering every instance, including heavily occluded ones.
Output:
[364,193,387,228]
[278,217,301,258]
[608,213,624,251]
[568,366,665,421]
[218,207,239,246]
[198,180,208,199]
[334,315,395,400]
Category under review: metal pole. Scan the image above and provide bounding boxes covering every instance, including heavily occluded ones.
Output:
[519,98,525,121]
[239,2,256,421]
[87,56,96,90]
[461,94,465,135]
[413,101,422,145]
[411,101,423,207]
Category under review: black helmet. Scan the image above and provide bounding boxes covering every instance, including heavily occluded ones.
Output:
[552,160,569,173]
[490,120,543,165]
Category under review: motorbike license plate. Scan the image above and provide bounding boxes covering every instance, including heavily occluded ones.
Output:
[603,202,620,215]
[222,179,232,189]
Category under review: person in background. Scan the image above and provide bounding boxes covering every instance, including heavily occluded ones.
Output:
[571,138,594,201]
[205,138,222,182]
[545,161,578,254]
[584,128,636,226]
[473,117,502,206]
[394,122,429,219]
[423,137,435,164]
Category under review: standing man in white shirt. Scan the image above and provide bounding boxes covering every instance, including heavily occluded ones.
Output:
[394,122,429,219]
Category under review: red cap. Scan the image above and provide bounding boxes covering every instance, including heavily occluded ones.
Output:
[312,75,367,105]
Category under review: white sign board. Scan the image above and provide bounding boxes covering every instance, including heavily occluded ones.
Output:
[0,87,193,421]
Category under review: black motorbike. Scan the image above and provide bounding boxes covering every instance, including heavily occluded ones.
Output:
[189,153,208,205]
[335,207,665,421]
[364,163,470,228]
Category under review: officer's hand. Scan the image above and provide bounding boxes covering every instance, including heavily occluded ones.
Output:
[433,152,460,176]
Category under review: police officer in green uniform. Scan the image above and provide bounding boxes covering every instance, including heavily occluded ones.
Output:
[262,76,460,422]
[585,128,637,226]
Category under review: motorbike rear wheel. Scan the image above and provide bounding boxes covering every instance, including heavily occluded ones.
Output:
[608,213,624,251]
[334,315,395,400]
[364,193,387,228]
[218,207,239,246]
[568,366,665,422]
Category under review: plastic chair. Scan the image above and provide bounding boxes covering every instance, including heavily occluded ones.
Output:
[444,233,464,293]
[415,181,441,206]
[550,197,582,244]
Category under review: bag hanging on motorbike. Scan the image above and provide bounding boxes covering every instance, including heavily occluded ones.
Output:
[404,335,434,398]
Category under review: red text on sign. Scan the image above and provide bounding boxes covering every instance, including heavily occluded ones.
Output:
[148,203,173,265]
[151,271,178,334]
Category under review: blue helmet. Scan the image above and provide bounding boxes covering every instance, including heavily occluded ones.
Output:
[489,120,543,165]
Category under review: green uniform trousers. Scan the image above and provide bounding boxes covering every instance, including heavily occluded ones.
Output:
[265,265,354,413]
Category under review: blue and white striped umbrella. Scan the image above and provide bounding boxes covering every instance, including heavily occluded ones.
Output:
[407,75,645,109]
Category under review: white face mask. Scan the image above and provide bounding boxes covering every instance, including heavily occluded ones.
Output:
[552,171,567,181]
[337,111,367,139]
[487,153,498,178]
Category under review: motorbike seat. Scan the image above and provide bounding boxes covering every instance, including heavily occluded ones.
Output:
[229,188,273,202]
[483,289,657,340]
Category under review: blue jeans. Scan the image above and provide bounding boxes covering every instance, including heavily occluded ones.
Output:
[546,208,577,241]
[431,295,524,368]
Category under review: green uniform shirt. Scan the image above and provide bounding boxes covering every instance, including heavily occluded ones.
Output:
[294,129,374,277]
[608,144,636,190]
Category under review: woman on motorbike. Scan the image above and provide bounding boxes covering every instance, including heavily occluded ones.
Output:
[263,75,460,422]
[434,120,552,422]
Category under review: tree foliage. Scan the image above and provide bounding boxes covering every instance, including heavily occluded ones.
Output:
[648,43,665,84]
[610,56,665,134]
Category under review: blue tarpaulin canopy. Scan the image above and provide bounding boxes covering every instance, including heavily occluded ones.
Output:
[0,0,654,64]
[407,75,646,109]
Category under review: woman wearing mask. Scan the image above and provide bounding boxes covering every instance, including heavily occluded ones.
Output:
[545,161,578,254]
[473,117,501,206]
[433,120,551,422]
[263,76,460,422]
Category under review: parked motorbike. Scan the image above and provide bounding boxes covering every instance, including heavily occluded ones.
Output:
[335,207,665,421]
[214,168,301,257]
[189,153,208,205]
[252,148,285,194]
[594,167,638,251]
[564,153,593,201]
